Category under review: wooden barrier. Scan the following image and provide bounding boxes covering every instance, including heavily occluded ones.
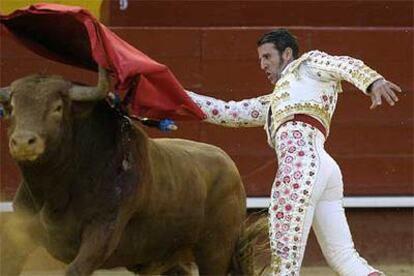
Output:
[101,0,413,27]
[1,27,412,198]
[0,1,412,266]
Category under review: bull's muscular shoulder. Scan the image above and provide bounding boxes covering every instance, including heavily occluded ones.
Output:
[152,138,236,166]
[150,138,240,188]
[154,138,225,153]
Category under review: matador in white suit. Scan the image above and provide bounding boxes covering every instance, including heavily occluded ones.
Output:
[186,29,402,276]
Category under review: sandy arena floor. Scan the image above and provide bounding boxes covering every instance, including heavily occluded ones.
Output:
[13,246,413,276]
[20,264,413,276]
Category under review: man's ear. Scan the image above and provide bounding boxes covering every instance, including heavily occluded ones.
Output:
[282,47,293,62]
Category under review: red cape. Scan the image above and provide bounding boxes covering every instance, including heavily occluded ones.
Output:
[0,3,205,121]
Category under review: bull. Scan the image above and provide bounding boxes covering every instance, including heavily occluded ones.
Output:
[0,68,267,275]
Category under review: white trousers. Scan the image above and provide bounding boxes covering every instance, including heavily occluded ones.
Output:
[268,121,382,276]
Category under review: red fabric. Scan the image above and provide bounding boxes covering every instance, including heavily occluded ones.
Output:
[288,114,327,137]
[0,3,205,120]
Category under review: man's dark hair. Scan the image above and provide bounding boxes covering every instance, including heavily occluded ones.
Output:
[257,28,299,59]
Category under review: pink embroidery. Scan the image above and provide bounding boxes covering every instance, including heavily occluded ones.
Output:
[269,121,320,275]
[186,91,268,127]
[285,156,293,163]
[295,161,303,168]
[251,110,259,118]
[293,130,302,139]
[297,139,306,146]
[294,171,303,180]
[284,166,292,174]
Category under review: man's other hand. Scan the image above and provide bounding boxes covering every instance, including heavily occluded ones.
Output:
[369,79,402,109]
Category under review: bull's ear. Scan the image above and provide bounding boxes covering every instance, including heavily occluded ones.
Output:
[0,87,11,119]
[0,87,11,104]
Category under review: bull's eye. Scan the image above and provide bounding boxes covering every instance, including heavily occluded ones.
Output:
[54,104,62,113]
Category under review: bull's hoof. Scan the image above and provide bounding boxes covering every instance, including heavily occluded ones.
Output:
[65,265,81,276]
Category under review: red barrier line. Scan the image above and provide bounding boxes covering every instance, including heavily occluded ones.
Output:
[110,26,414,31]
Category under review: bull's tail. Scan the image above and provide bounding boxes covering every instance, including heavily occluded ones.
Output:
[231,211,272,275]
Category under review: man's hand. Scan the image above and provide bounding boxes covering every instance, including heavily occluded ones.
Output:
[369,79,402,109]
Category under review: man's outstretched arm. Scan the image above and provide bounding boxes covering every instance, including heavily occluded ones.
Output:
[186,90,271,127]
[305,50,402,109]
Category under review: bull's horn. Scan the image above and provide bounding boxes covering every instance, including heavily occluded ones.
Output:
[0,87,11,103]
[69,66,110,101]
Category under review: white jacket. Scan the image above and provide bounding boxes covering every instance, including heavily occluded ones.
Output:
[187,50,383,147]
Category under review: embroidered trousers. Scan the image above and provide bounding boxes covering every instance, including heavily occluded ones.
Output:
[268,121,381,276]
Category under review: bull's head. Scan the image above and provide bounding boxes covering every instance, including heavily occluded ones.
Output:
[0,67,109,162]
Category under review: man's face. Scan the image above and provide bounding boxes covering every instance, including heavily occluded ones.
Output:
[257,43,289,85]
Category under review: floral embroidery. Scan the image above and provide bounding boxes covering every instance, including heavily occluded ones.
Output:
[285,156,293,163]
[269,122,320,275]
[186,90,270,127]
[293,130,302,139]
[251,110,260,118]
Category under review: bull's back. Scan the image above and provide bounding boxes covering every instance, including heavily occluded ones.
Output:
[152,138,241,189]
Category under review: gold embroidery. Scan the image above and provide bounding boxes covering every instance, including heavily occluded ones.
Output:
[270,92,289,107]
[364,68,372,74]
[270,102,331,135]
[274,80,290,91]
[271,255,282,274]
[265,51,383,138]
[348,64,382,91]
[257,94,272,105]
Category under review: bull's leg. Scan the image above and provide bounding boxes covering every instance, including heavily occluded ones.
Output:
[195,174,245,275]
[164,261,199,276]
[162,249,199,276]
[65,221,121,276]
[65,198,137,276]
[0,213,38,275]
[138,249,198,276]
[195,234,235,275]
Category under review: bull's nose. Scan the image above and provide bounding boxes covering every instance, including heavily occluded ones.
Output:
[9,131,45,161]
